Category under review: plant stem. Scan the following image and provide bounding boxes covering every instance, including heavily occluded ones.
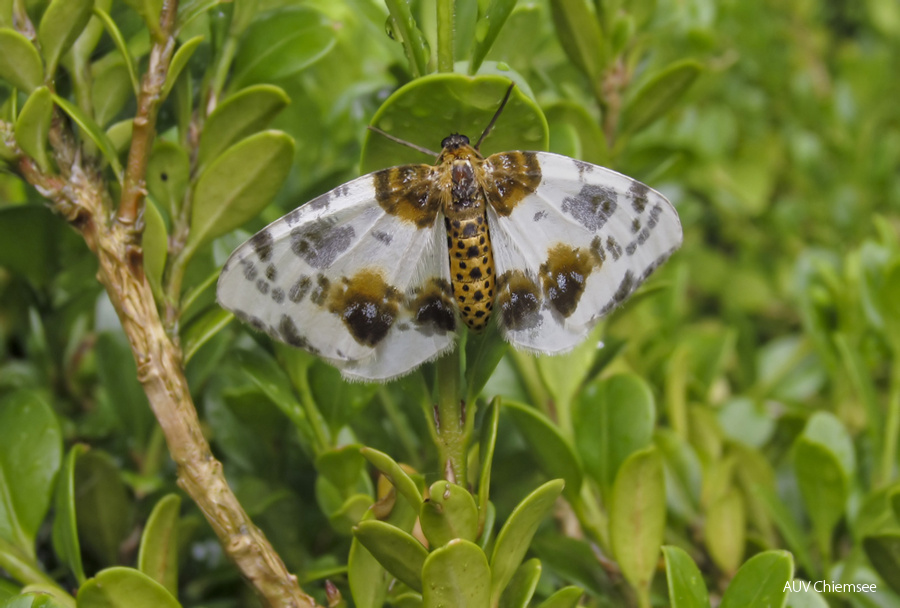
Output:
[384,0,429,77]
[433,351,469,486]
[436,0,454,72]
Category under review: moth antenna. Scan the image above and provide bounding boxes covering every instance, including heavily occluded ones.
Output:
[367,126,439,157]
[474,82,516,151]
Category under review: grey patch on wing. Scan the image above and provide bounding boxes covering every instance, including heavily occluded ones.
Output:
[285,207,304,227]
[278,315,319,353]
[629,180,650,213]
[289,275,312,303]
[290,219,355,269]
[235,309,267,333]
[631,218,641,234]
[271,287,285,304]
[310,274,330,306]
[606,236,622,261]
[251,230,275,262]
[561,184,617,231]
[266,264,277,281]
[241,260,258,281]
[533,210,548,222]
[641,248,677,281]
[600,270,637,315]
[626,205,663,255]
[256,279,270,295]
[572,159,595,178]
[372,230,393,245]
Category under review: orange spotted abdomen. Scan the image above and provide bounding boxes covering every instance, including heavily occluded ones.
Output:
[445,213,495,331]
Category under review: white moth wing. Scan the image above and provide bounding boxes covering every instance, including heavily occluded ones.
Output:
[217,168,458,381]
[486,151,682,354]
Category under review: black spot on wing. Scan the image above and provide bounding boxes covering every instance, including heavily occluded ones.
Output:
[600,271,637,315]
[629,180,649,213]
[561,184,618,231]
[497,271,542,331]
[290,219,355,269]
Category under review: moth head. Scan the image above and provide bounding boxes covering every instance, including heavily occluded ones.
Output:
[440,133,471,150]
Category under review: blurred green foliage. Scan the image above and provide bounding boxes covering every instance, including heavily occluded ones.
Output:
[1,0,900,606]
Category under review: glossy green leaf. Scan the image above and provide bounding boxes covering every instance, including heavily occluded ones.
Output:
[549,0,604,81]
[231,7,336,89]
[610,447,665,592]
[197,84,290,169]
[186,130,294,255]
[863,533,900,594]
[91,8,139,97]
[137,494,180,595]
[464,324,509,404]
[14,87,53,172]
[719,551,792,608]
[176,0,227,28]
[52,95,123,178]
[505,402,582,498]
[68,0,111,68]
[663,546,710,608]
[536,325,600,412]
[354,520,427,593]
[0,391,63,559]
[498,558,541,608]
[91,61,133,127]
[13,587,74,608]
[105,119,133,153]
[146,140,189,218]
[490,479,564,604]
[361,448,423,511]
[793,412,852,562]
[52,445,87,584]
[362,74,548,173]
[72,450,134,567]
[704,489,745,574]
[545,101,608,165]
[38,0,94,74]
[142,199,167,298]
[161,35,203,100]
[75,567,181,608]
[573,374,656,501]
[122,0,162,35]
[423,539,491,607]
[419,481,479,547]
[621,60,703,135]
[469,0,519,74]
[328,494,372,535]
[348,521,390,608]
[0,29,43,92]
[535,586,583,608]
[316,445,367,491]
[180,307,232,363]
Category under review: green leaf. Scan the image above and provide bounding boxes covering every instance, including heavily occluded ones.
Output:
[161,35,203,100]
[422,539,491,607]
[75,567,181,608]
[704,489,745,574]
[72,450,134,567]
[231,7,336,89]
[122,0,162,35]
[353,520,427,593]
[536,326,600,412]
[793,412,852,562]
[477,398,500,532]
[38,0,94,75]
[0,390,63,560]
[505,402,582,499]
[545,101,608,165]
[91,61,133,127]
[91,7,140,98]
[621,60,703,135]
[14,87,53,172]
[549,0,604,81]
[489,479,564,605]
[52,95,123,178]
[662,546,710,608]
[0,206,71,286]
[52,444,87,584]
[498,558,541,608]
[142,199,167,298]
[573,374,656,501]
[610,447,665,592]
[469,0,520,74]
[863,533,900,594]
[361,447,424,510]
[535,587,584,608]
[464,324,509,404]
[755,485,816,578]
[137,494,181,595]
[95,332,153,450]
[68,0,111,68]
[419,481,479,547]
[362,73,548,173]
[180,307,232,363]
[719,551,792,608]
[146,140,189,218]
[197,84,290,169]
[0,29,44,92]
[231,349,311,440]
[316,445,367,491]
[185,130,294,255]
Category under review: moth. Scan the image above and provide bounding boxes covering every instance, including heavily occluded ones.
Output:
[217,84,682,381]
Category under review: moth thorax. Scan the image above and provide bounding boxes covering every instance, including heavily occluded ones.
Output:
[450,161,478,206]
[444,209,495,332]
